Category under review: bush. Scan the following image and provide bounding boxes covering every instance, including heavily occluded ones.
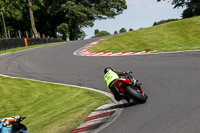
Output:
[153,19,179,26]
[92,31,110,38]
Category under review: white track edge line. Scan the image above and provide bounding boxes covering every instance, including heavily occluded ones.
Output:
[0,73,112,98]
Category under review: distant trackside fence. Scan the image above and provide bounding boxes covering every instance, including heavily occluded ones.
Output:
[0,38,62,51]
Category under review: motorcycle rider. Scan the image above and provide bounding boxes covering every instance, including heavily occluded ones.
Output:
[104,67,130,102]
[0,116,22,133]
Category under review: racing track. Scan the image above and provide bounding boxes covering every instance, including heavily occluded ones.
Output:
[0,38,200,133]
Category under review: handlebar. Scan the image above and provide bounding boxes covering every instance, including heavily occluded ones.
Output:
[15,116,26,123]
[121,71,133,75]
[127,71,133,74]
[18,116,26,121]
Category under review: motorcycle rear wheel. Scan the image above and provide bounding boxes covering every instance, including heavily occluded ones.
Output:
[125,86,147,103]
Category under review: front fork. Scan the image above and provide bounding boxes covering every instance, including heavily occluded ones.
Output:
[139,85,145,96]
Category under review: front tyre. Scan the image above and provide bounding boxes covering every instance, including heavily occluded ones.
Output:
[12,124,27,132]
[125,86,147,103]
[144,93,148,99]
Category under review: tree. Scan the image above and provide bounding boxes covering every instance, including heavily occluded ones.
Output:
[93,30,110,38]
[114,31,118,34]
[0,0,24,21]
[0,0,27,36]
[57,23,69,40]
[94,29,100,36]
[28,0,39,38]
[48,0,127,40]
[119,28,127,33]
[78,30,86,40]
[0,19,3,37]
[0,0,127,40]
[182,2,200,18]
[129,28,134,31]
[0,0,41,38]
[157,0,200,18]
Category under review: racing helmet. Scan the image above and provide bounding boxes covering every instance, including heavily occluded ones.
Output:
[104,67,113,74]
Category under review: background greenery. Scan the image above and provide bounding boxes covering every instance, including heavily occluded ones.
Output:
[1,0,199,40]
[0,0,127,40]
[158,0,200,18]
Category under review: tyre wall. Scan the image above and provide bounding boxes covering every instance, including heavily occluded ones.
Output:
[0,38,62,51]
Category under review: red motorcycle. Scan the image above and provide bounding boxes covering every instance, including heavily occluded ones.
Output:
[114,71,148,103]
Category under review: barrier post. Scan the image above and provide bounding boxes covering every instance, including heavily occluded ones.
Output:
[24,38,28,47]
[18,30,21,38]
[7,30,11,38]
[26,31,28,38]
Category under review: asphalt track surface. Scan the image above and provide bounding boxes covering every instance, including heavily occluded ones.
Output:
[0,38,200,133]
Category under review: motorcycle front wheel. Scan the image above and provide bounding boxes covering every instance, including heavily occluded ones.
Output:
[12,124,27,133]
[125,86,147,103]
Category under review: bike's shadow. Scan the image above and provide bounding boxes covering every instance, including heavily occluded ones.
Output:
[118,100,139,108]
[94,100,139,112]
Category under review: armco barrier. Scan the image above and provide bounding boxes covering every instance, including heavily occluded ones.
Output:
[0,38,62,51]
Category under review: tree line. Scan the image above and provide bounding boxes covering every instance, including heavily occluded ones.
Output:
[93,0,200,38]
[0,0,127,40]
[0,0,199,40]
[153,0,200,26]
[92,28,134,38]
[158,0,200,18]
[153,19,179,26]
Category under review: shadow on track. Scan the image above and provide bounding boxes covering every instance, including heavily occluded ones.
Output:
[93,101,140,112]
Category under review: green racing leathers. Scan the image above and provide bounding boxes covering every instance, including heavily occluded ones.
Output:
[104,70,119,90]
[104,70,123,101]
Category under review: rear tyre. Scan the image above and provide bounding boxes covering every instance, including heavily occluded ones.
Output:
[125,86,147,103]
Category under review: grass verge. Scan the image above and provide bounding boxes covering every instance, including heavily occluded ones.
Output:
[0,41,67,55]
[88,16,200,53]
[0,76,109,133]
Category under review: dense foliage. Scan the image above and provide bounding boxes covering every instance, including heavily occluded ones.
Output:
[119,28,127,33]
[57,23,69,40]
[153,18,179,26]
[158,0,200,18]
[92,30,110,38]
[0,0,127,40]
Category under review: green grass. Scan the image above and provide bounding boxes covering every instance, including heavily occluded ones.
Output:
[88,16,200,53]
[0,76,109,133]
[0,41,67,55]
